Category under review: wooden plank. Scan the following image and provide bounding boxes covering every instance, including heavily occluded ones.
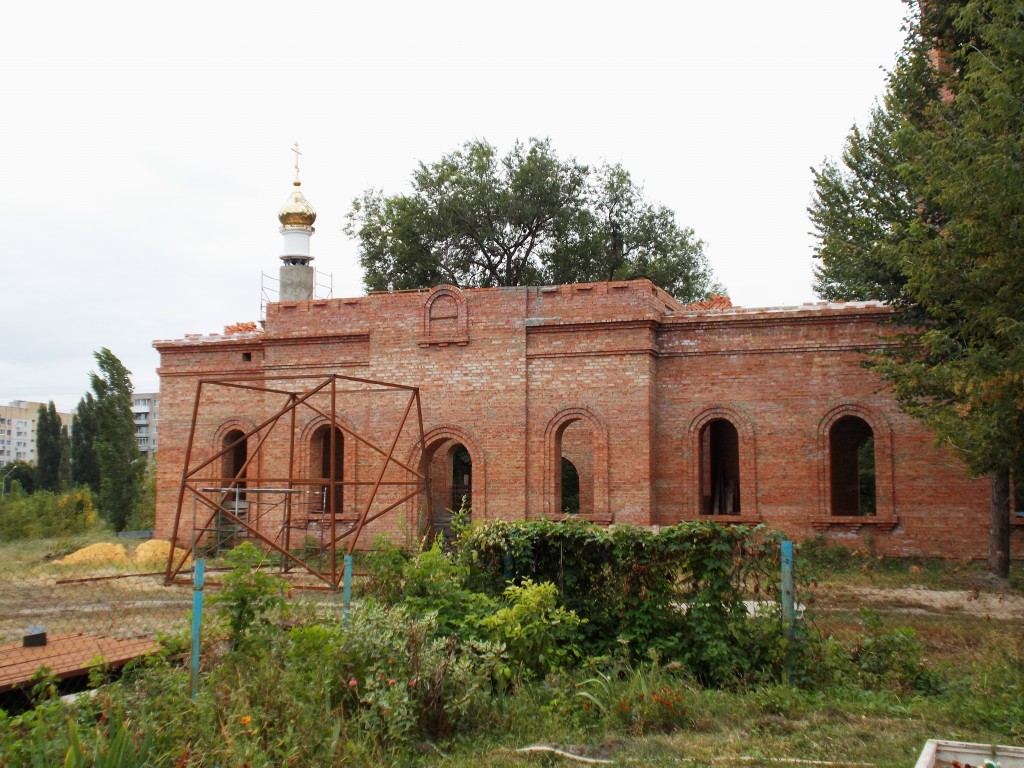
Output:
[0,633,158,693]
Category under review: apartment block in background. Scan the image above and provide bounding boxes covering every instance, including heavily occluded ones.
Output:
[0,400,74,465]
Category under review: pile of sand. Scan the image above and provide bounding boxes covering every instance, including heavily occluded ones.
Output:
[58,542,130,565]
[133,539,190,567]
[56,539,191,568]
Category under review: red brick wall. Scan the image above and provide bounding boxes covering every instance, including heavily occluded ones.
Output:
[154,281,1021,559]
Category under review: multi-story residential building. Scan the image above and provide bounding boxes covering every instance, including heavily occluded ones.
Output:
[0,400,74,465]
[132,393,159,460]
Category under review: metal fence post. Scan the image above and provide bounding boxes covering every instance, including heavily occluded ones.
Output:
[190,558,206,701]
[781,539,795,639]
[343,554,353,628]
[781,540,795,684]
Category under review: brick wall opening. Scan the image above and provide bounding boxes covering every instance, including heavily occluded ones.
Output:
[221,429,247,500]
[700,418,741,515]
[830,416,876,516]
[312,425,344,517]
[423,439,472,543]
[559,420,594,516]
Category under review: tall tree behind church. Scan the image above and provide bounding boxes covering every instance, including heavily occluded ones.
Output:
[35,401,69,492]
[809,0,1024,576]
[71,392,101,493]
[90,349,145,531]
[347,138,720,303]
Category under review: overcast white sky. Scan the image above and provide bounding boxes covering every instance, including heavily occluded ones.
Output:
[0,1,908,413]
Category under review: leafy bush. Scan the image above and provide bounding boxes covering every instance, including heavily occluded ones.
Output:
[480,579,584,682]
[362,535,409,603]
[843,609,942,694]
[0,488,98,540]
[211,542,289,648]
[456,519,790,685]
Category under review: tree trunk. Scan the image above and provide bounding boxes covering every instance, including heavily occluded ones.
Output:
[988,469,1011,578]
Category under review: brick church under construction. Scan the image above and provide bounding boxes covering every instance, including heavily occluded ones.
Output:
[152,176,1022,563]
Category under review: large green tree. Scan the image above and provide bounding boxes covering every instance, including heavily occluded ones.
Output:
[810,0,1024,576]
[35,401,69,492]
[90,348,145,532]
[71,392,101,493]
[347,138,720,302]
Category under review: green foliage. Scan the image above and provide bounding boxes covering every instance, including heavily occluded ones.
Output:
[0,488,98,540]
[89,349,145,533]
[480,579,583,681]
[841,609,943,695]
[211,542,289,648]
[346,138,720,302]
[35,401,70,493]
[3,459,37,495]
[71,393,101,494]
[456,519,787,686]
[811,0,1024,574]
[362,534,409,603]
[60,711,156,768]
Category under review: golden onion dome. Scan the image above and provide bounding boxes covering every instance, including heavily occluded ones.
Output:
[278,181,317,228]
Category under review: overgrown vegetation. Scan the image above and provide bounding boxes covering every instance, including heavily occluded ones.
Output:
[0,486,99,541]
[1,521,1021,766]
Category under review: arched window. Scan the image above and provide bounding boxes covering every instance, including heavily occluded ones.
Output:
[689,406,758,520]
[829,416,876,516]
[700,418,741,515]
[221,429,247,499]
[422,440,472,543]
[312,425,344,515]
[543,407,609,521]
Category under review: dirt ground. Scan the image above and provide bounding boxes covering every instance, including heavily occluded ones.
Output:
[817,583,1024,621]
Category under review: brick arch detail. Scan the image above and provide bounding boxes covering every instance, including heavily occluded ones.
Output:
[688,405,759,519]
[417,424,487,521]
[421,285,469,345]
[211,418,258,484]
[816,402,895,521]
[543,406,610,520]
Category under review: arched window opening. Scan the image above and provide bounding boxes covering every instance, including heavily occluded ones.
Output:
[830,416,876,516]
[700,419,740,515]
[313,425,344,516]
[423,440,472,544]
[557,419,594,516]
[561,457,580,515]
[221,429,247,500]
[451,444,472,515]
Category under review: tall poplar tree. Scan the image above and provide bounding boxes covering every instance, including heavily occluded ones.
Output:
[35,401,69,492]
[71,392,101,493]
[90,348,145,531]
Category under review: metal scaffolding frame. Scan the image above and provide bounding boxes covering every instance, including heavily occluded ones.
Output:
[163,373,430,588]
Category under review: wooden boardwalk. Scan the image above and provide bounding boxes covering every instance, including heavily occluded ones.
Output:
[0,633,157,692]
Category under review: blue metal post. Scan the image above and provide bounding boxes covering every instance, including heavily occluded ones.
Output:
[343,554,353,628]
[781,540,795,639]
[190,558,205,701]
[781,540,795,684]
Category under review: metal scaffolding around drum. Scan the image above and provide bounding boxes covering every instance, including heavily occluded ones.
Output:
[163,373,430,589]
